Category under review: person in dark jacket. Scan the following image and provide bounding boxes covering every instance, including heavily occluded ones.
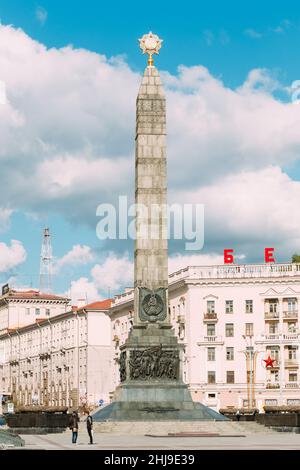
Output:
[86,412,93,444]
[69,411,80,444]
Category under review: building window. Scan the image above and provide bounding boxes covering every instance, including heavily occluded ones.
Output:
[207,301,215,314]
[35,308,40,316]
[207,324,215,337]
[265,399,278,406]
[287,399,300,405]
[208,393,216,399]
[287,298,297,312]
[269,323,278,334]
[269,300,278,313]
[46,309,50,316]
[288,346,297,360]
[245,323,253,336]
[289,371,297,382]
[288,322,297,333]
[245,300,253,313]
[226,371,235,384]
[226,347,234,360]
[225,323,234,337]
[270,370,279,383]
[208,371,215,384]
[207,348,215,361]
[25,308,30,315]
[268,347,279,362]
[225,300,233,314]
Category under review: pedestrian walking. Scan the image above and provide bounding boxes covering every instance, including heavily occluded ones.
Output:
[86,412,94,444]
[69,411,80,444]
[236,409,241,422]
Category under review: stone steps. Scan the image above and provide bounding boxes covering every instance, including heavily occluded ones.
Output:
[83,420,278,435]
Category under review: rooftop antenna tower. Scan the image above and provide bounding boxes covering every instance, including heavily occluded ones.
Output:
[39,227,52,293]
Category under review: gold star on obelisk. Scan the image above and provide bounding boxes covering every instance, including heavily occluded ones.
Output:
[138,31,163,66]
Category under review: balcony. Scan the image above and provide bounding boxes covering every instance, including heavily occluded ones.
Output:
[203,313,218,322]
[283,310,298,320]
[198,335,224,345]
[264,334,280,341]
[266,382,280,389]
[9,355,19,365]
[258,332,299,344]
[282,333,299,341]
[39,348,51,359]
[264,312,279,320]
[285,359,298,368]
[285,382,299,389]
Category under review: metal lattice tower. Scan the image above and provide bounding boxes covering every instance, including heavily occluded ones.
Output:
[39,227,52,293]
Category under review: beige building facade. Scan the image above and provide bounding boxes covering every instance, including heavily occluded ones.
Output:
[0,298,112,409]
[109,263,300,412]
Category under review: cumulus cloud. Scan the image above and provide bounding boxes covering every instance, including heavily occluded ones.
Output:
[91,253,133,293]
[0,240,26,273]
[1,24,300,262]
[68,277,100,305]
[174,166,300,260]
[54,244,94,273]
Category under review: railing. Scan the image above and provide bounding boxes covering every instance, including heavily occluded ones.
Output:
[260,333,299,342]
[283,311,298,319]
[264,312,279,319]
[168,263,300,283]
[203,313,218,321]
[266,383,280,389]
[282,333,299,340]
[112,290,134,307]
[264,334,280,341]
[199,335,223,343]
[285,382,299,389]
[9,355,19,364]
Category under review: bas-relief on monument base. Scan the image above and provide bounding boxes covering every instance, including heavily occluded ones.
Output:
[93,324,226,421]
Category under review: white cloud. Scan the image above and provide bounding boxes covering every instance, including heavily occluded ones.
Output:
[1,24,300,259]
[68,277,99,305]
[175,166,300,259]
[35,6,48,26]
[168,254,224,272]
[244,29,263,39]
[0,240,26,272]
[54,244,94,273]
[91,253,133,293]
[0,208,12,232]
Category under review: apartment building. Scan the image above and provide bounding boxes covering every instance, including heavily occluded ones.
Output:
[0,299,112,409]
[108,263,300,412]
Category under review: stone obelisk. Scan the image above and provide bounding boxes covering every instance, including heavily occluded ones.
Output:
[134,31,168,326]
[93,33,225,421]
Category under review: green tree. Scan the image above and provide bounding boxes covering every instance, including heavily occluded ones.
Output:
[292,253,300,263]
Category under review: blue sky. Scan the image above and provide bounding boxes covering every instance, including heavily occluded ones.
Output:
[1,0,300,86]
[1,1,300,301]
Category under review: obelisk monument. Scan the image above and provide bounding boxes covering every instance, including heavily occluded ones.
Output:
[93,33,225,421]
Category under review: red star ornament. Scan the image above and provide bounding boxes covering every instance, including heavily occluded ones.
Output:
[264,355,276,368]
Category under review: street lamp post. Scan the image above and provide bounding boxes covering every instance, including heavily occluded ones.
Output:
[242,335,258,410]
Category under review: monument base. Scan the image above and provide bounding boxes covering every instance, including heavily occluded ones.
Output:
[93,324,227,422]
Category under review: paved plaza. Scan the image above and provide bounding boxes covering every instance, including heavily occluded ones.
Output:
[16,430,300,450]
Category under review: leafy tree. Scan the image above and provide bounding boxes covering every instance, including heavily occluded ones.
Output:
[292,253,300,263]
